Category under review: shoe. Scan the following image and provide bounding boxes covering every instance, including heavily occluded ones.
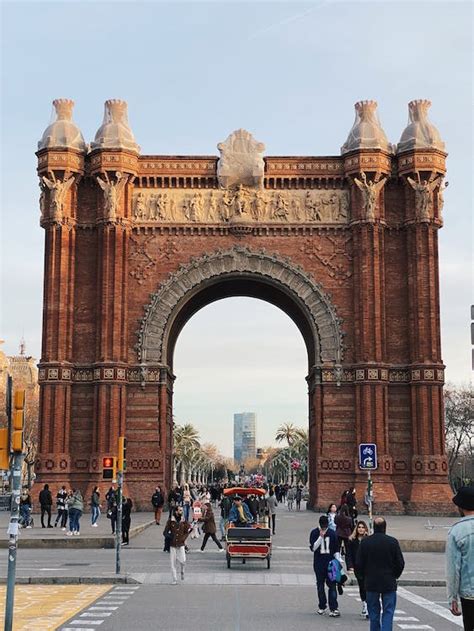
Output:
[171,580,177,585]
[48,525,53,528]
[74,531,80,536]
[337,584,344,595]
[329,610,340,617]
[361,602,368,617]
[199,549,204,553]
[26,525,32,529]
[61,527,66,531]
[66,531,73,536]
[180,570,185,581]
[317,608,327,615]
[218,548,224,552]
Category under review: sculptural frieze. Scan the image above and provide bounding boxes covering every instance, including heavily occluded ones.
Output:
[132,187,350,225]
[40,171,75,221]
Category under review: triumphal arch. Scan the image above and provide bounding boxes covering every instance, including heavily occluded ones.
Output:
[35,98,453,512]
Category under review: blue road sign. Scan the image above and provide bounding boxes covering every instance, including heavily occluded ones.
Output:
[359,443,378,470]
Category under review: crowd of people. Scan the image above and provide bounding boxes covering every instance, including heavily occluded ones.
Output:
[19,483,133,545]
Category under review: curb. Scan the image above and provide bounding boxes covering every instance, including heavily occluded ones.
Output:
[0,520,155,549]
[399,540,446,553]
[0,576,447,587]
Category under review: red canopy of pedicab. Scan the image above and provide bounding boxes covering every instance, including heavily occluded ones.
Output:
[223,487,266,497]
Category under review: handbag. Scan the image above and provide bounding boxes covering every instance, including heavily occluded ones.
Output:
[106,509,113,519]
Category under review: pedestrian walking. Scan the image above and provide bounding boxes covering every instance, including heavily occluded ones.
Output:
[356,516,405,631]
[66,488,84,536]
[54,486,68,529]
[39,483,53,528]
[122,497,133,545]
[446,485,474,631]
[19,488,33,528]
[335,504,352,557]
[219,493,232,540]
[151,486,164,525]
[310,514,340,617]
[90,486,101,527]
[183,483,192,522]
[327,503,337,532]
[164,506,193,584]
[295,485,302,511]
[106,485,117,534]
[347,520,369,618]
[199,502,224,552]
[287,486,295,511]
[267,489,278,535]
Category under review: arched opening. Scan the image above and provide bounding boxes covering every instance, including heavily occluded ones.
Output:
[172,296,308,486]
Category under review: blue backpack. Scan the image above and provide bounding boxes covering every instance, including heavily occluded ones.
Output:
[327,558,343,583]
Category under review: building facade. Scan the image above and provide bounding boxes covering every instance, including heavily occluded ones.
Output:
[234,412,256,464]
[35,98,453,512]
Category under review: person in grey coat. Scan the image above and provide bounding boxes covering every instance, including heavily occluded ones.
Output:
[267,489,278,535]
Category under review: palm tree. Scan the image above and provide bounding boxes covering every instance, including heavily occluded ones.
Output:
[275,423,301,484]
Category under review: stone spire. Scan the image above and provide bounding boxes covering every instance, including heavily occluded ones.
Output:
[341,100,392,154]
[397,100,445,153]
[38,99,86,152]
[91,99,140,153]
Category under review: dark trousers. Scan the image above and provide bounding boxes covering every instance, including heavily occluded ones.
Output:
[201,533,223,550]
[357,576,367,602]
[314,564,338,611]
[337,536,348,556]
[55,508,67,528]
[270,514,276,534]
[122,518,130,544]
[461,598,474,631]
[110,514,117,534]
[41,506,52,527]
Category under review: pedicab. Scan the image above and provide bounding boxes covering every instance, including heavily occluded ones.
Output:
[224,487,272,569]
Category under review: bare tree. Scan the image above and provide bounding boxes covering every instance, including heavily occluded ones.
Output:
[444,384,473,488]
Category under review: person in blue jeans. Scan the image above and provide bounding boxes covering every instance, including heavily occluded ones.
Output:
[310,514,340,617]
[356,517,405,631]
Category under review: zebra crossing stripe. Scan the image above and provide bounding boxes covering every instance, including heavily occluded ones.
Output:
[397,587,464,628]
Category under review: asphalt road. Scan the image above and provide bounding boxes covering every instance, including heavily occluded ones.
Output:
[57,585,463,631]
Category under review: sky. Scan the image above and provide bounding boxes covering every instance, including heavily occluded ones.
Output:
[0,1,472,456]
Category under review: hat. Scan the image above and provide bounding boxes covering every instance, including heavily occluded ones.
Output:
[452,486,474,511]
[233,495,242,501]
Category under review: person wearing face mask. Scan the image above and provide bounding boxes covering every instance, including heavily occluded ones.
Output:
[163,506,193,585]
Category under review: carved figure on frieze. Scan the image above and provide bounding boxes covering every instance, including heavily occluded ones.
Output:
[134,191,147,220]
[41,171,75,221]
[353,172,386,222]
[217,129,265,189]
[96,171,128,221]
[152,193,168,220]
[437,179,449,218]
[338,191,350,221]
[207,191,218,222]
[253,189,268,221]
[305,191,321,222]
[272,193,289,221]
[234,185,251,217]
[184,192,203,222]
[406,173,441,221]
[220,189,234,222]
[291,197,302,222]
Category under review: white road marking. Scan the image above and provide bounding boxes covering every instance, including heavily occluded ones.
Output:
[397,626,434,630]
[87,607,119,611]
[69,622,104,627]
[61,628,96,631]
[80,612,112,617]
[395,610,407,614]
[394,617,421,622]
[398,588,463,628]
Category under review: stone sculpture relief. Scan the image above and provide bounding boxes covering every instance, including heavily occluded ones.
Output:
[406,173,443,221]
[132,187,350,224]
[96,171,128,221]
[217,129,265,189]
[40,171,75,221]
[353,172,386,221]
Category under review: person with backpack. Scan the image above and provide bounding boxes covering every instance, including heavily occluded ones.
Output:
[310,514,340,618]
[347,520,370,619]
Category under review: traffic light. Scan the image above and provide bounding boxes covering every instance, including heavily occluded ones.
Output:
[102,456,117,480]
[118,436,127,472]
[12,389,25,453]
[0,428,9,469]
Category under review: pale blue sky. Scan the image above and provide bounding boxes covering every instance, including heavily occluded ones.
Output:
[1,1,472,455]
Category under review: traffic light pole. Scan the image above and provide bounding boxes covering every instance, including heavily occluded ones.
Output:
[4,450,24,631]
[115,470,123,574]
[367,470,373,534]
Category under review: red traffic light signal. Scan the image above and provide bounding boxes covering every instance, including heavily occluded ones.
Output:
[102,456,116,480]
[103,457,113,468]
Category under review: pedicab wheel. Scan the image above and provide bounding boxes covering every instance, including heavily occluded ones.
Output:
[226,553,231,569]
[242,558,246,564]
[267,555,271,569]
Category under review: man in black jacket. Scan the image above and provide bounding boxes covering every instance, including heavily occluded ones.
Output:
[39,484,53,528]
[356,517,405,631]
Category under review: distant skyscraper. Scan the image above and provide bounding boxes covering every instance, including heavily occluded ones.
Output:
[234,412,256,464]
